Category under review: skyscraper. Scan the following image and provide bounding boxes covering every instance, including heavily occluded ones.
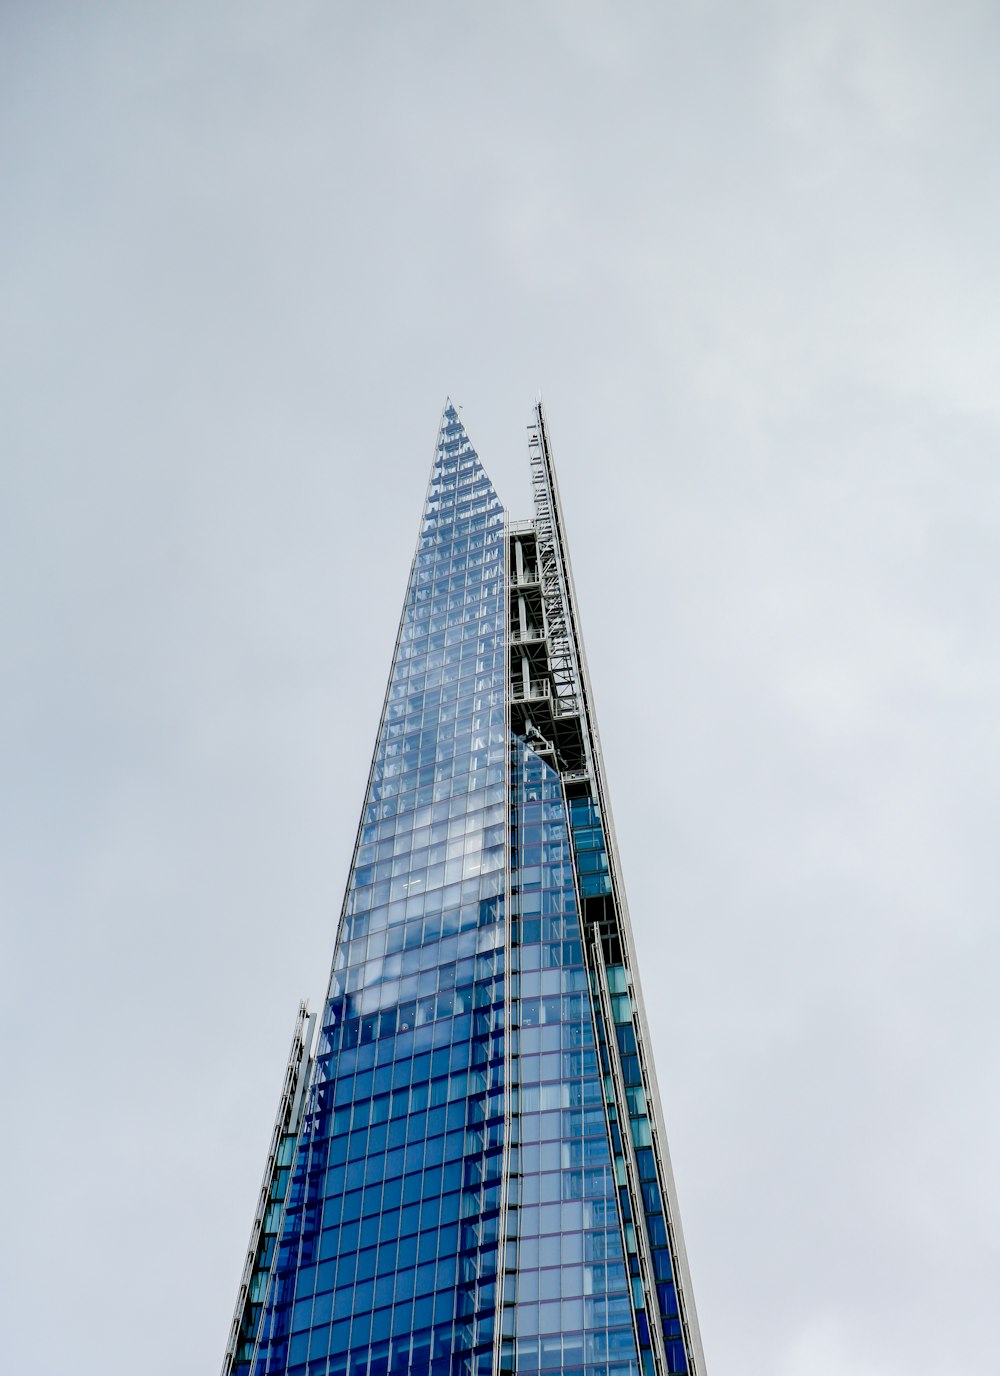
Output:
[223,403,706,1376]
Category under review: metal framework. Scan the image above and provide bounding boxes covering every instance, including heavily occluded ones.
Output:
[510,401,707,1376]
[223,1003,317,1376]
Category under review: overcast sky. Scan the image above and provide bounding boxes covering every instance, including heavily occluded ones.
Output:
[3,3,999,1373]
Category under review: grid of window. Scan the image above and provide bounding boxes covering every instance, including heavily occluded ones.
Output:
[249,408,508,1376]
[231,402,701,1376]
[502,745,641,1376]
[567,803,611,901]
[568,801,687,1376]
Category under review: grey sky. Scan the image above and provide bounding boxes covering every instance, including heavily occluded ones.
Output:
[2,3,998,1373]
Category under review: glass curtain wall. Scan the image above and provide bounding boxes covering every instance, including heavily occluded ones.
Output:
[503,743,641,1376]
[248,406,508,1376]
[226,401,704,1376]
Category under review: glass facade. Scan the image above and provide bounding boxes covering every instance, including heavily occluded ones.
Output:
[225,404,704,1376]
[504,744,640,1376]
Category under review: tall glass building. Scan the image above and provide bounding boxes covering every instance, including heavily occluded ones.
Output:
[223,403,706,1376]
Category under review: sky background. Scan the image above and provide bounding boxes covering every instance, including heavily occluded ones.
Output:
[2,3,999,1373]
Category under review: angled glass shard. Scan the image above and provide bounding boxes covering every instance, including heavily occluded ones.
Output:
[224,402,706,1376]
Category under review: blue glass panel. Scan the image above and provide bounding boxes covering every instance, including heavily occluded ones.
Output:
[568,797,687,1365]
[249,406,507,1376]
[506,743,641,1376]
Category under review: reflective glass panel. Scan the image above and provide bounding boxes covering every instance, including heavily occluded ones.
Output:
[249,406,507,1376]
[505,743,641,1376]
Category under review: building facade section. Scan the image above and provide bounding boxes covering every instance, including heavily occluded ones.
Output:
[225,404,705,1376]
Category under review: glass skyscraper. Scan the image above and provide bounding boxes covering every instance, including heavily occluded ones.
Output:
[223,403,706,1376]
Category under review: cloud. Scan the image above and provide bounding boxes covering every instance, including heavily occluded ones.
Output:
[2,3,998,1373]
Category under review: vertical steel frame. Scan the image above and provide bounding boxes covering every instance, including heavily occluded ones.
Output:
[522,402,707,1376]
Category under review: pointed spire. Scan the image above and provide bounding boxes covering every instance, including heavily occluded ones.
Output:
[429,398,505,509]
